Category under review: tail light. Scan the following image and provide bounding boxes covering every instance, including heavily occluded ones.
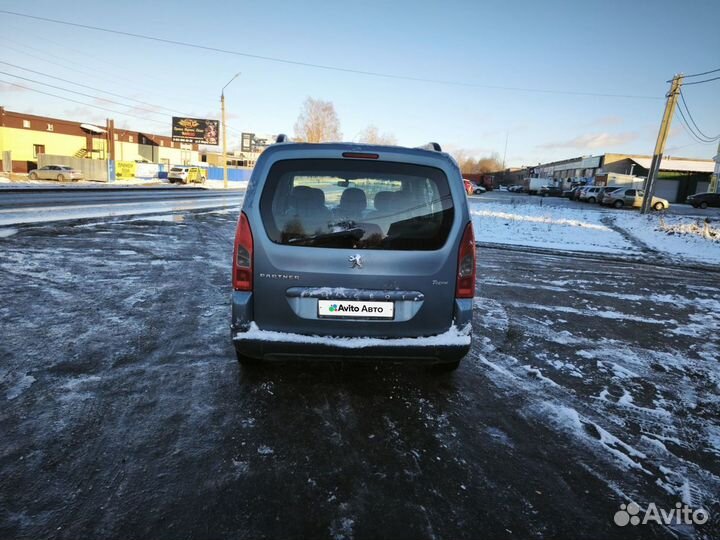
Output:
[233,211,253,291]
[456,222,476,298]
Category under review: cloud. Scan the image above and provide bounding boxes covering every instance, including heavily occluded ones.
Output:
[0,82,31,93]
[538,132,639,150]
[61,107,107,125]
[590,115,624,127]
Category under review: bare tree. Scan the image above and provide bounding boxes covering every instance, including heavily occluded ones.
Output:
[293,97,342,143]
[450,149,502,174]
[357,125,397,145]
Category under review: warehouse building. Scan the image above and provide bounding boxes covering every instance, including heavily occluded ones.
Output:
[531,153,715,202]
[0,107,200,174]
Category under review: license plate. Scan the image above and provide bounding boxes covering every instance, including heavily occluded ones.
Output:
[318,299,394,319]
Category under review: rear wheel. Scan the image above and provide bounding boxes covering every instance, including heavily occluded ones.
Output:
[613,200,623,208]
[700,201,708,209]
[57,174,65,182]
[29,172,38,180]
[432,360,461,372]
[588,197,596,203]
[543,192,549,197]
[653,201,665,211]
[200,176,206,184]
[235,347,261,366]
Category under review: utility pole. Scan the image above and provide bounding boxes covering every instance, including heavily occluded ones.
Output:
[221,72,241,190]
[641,74,684,214]
[221,92,228,189]
[710,140,720,194]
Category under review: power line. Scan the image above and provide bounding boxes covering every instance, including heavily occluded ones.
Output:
[0,70,167,117]
[0,9,662,100]
[684,66,720,79]
[684,75,720,86]
[0,61,197,118]
[0,79,168,126]
[679,91,720,142]
[675,106,716,145]
[0,66,246,137]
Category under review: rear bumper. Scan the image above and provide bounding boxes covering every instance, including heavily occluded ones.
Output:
[231,291,473,362]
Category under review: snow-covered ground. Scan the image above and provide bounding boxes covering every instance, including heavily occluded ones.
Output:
[470,200,720,264]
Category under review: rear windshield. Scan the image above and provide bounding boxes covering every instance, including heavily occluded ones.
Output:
[259,158,454,250]
[170,167,184,172]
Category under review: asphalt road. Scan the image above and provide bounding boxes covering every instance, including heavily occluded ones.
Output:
[1,210,718,539]
[0,188,244,226]
[0,187,244,209]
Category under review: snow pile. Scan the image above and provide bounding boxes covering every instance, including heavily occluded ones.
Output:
[613,213,720,264]
[234,322,471,347]
[470,202,632,253]
[471,201,720,264]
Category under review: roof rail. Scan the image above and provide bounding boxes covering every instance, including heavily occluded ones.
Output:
[416,142,442,152]
[275,133,290,143]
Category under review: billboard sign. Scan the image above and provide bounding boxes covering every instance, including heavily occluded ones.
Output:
[241,132,254,153]
[171,117,219,145]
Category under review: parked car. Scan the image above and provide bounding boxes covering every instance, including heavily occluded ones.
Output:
[539,185,563,197]
[578,186,606,203]
[596,186,623,203]
[463,179,486,195]
[230,138,475,370]
[602,188,669,210]
[573,186,590,201]
[463,178,474,195]
[687,192,720,209]
[508,184,524,192]
[27,165,83,182]
[168,166,206,184]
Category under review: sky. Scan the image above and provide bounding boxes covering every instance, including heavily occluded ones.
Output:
[1,0,719,167]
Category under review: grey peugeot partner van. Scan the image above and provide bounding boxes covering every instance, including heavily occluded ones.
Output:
[231,137,475,370]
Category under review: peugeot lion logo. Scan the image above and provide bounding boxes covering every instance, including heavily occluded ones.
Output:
[348,254,363,269]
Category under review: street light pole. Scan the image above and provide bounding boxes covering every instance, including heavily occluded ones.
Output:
[221,72,241,189]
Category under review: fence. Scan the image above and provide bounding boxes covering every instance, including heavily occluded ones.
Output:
[36,156,253,183]
[38,155,108,181]
[207,167,252,182]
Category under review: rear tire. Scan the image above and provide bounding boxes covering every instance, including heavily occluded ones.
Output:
[29,172,38,180]
[235,347,261,366]
[653,201,665,211]
[613,200,623,208]
[200,176,206,184]
[588,197,596,203]
[700,201,708,209]
[432,360,461,372]
[57,174,65,182]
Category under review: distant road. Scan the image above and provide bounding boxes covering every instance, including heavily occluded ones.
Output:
[0,187,245,226]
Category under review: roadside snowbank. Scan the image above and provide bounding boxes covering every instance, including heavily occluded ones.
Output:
[470,202,632,253]
[614,213,720,264]
[471,201,720,264]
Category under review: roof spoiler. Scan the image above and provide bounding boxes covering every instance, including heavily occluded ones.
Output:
[416,142,442,152]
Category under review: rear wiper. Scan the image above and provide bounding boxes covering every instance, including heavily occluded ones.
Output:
[288,227,365,246]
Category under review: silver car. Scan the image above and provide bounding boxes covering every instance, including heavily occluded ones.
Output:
[602,187,669,210]
[28,165,83,181]
[231,139,475,370]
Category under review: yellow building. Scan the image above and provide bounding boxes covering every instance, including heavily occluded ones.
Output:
[0,107,199,173]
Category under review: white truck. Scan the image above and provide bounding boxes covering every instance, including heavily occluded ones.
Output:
[524,177,552,195]
[595,173,644,189]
